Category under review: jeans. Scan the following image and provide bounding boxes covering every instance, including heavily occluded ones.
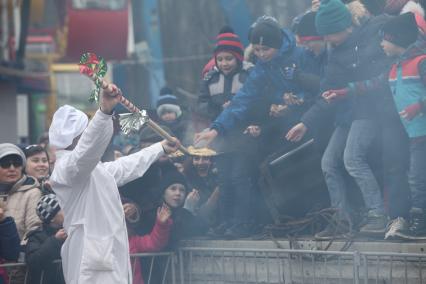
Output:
[321,126,352,217]
[216,152,255,224]
[344,119,384,215]
[382,118,410,219]
[321,120,384,219]
[409,137,426,209]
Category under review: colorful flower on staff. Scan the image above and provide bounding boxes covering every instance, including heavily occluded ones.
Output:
[78,52,108,103]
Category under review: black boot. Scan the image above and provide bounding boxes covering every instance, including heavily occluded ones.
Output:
[359,211,387,236]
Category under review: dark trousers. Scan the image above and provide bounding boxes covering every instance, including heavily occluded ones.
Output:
[409,137,426,209]
[216,152,255,224]
[382,118,411,219]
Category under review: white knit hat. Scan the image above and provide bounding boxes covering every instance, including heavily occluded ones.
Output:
[49,105,88,149]
[0,143,26,167]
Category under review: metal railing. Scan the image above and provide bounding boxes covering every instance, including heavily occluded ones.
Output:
[1,248,425,283]
[0,252,176,284]
[178,247,426,284]
[130,252,176,284]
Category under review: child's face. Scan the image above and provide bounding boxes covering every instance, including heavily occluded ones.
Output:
[50,210,64,228]
[160,111,177,122]
[163,183,186,208]
[216,51,238,75]
[252,44,278,62]
[381,39,405,57]
[25,152,49,180]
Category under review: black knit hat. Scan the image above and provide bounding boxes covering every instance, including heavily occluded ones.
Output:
[296,12,323,42]
[159,169,188,195]
[36,194,61,224]
[382,12,419,48]
[360,0,386,15]
[160,86,174,96]
[249,16,283,49]
[214,26,244,62]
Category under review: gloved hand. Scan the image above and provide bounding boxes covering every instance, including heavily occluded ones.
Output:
[282,64,297,80]
[400,102,423,121]
[322,88,349,103]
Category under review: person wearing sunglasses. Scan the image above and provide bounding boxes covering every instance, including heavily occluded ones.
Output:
[0,143,42,283]
[0,143,42,244]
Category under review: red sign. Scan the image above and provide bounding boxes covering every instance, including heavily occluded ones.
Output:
[66,0,129,60]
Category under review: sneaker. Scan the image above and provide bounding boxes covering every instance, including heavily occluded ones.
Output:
[314,220,350,240]
[384,217,409,240]
[407,208,426,239]
[359,212,387,235]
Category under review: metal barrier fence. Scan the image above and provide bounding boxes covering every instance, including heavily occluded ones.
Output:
[1,249,426,283]
[0,252,176,284]
[178,247,426,284]
[131,252,177,284]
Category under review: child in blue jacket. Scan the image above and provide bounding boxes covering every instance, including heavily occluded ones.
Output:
[195,15,314,149]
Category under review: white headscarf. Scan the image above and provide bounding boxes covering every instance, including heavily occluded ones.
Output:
[49,105,89,149]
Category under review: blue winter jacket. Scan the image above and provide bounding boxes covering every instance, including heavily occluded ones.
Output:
[211,29,312,135]
[0,216,20,284]
[0,217,20,261]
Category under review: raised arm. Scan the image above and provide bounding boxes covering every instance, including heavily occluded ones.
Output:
[211,69,266,135]
[51,84,121,186]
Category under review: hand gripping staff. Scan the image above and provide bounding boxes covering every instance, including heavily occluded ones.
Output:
[78,52,189,155]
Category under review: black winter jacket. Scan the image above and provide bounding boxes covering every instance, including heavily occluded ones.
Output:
[25,226,65,284]
[0,217,20,261]
[301,14,393,130]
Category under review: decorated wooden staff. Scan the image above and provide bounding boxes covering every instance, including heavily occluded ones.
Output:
[79,52,189,155]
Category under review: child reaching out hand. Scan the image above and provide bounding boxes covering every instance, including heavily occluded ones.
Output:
[125,200,173,284]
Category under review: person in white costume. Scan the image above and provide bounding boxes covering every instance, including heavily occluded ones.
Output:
[48,84,180,284]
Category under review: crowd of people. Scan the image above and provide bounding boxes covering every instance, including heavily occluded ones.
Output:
[1,0,426,283]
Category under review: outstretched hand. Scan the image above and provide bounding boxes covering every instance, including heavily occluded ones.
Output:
[400,102,422,121]
[283,93,303,106]
[270,104,289,117]
[55,229,68,241]
[194,129,218,146]
[244,125,262,137]
[157,203,172,224]
[322,88,348,103]
[123,203,139,222]
[312,0,320,11]
[161,137,181,154]
[285,122,308,142]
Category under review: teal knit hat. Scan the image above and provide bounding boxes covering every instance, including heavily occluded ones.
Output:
[315,0,352,36]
